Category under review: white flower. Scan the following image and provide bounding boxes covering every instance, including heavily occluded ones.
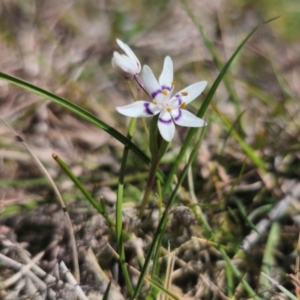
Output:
[112,39,141,80]
[116,56,207,141]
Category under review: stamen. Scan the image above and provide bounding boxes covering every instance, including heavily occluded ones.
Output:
[152,100,157,104]
[162,90,168,96]
[180,102,187,109]
[171,81,175,86]
[181,91,188,96]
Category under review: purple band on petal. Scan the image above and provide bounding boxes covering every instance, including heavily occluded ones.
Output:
[151,89,162,99]
[161,85,171,91]
[144,103,154,115]
[159,117,173,124]
[175,94,183,105]
[174,109,182,121]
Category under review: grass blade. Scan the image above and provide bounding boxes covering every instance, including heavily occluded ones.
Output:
[261,272,298,300]
[235,199,258,233]
[52,153,115,229]
[179,0,243,126]
[212,105,266,171]
[132,127,205,299]
[0,71,149,166]
[102,281,112,300]
[162,18,278,195]
[116,116,137,296]
[258,222,280,298]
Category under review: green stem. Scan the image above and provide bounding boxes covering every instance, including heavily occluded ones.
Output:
[53,154,115,228]
[138,158,160,218]
[115,81,138,296]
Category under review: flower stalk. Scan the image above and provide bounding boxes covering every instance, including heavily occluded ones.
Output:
[139,115,169,218]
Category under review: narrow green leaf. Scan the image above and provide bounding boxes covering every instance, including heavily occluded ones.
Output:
[214,106,266,171]
[261,272,298,300]
[0,71,149,166]
[163,18,276,195]
[220,248,260,299]
[179,0,243,125]
[258,222,280,298]
[116,116,136,296]
[235,199,258,233]
[132,124,204,299]
[102,282,111,300]
[52,153,115,228]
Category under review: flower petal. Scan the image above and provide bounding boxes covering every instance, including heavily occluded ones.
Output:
[167,94,184,109]
[158,111,175,141]
[141,65,164,103]
[116,39,141,73]
[117,101,160,117]
[112,52,139,79]
[171,109,207,127]
[175,81,207,105]
[159,56,173,93]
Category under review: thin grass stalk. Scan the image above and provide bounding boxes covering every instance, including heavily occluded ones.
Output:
[115,81,138,296]
[235,199,258,233]
[220,248,259,300]
[100,235,180,300]
[179,0,243,128]
[261,272,298,300]
[0,118,80,283]
[218,111,246,158]
[295,231,300,297]
[225,262,234,298]
[162,18,277,196]
[257,222,280,297]
[102,281,112,300]
[186,129,213,236]
[138,158,160,218]
[52,154,115,229]
[191,226,260,297]
[132,127,206,299]
[149,128,206,298]
[115,118,136,297]
[191,239,259,296]
[160,244,175,300]
[212,104,266,171]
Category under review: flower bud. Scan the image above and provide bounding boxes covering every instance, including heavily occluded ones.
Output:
[112,39,141,80]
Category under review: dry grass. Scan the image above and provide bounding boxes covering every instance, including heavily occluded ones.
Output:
[1,0,300,299]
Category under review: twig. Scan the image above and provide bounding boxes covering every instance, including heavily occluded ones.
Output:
[0,253,47,293]
[0,236,74,298]
[241,194,295,252]
[59,261,88,300]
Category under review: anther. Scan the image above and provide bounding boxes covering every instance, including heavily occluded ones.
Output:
[167,107,172,112]
[162,90,168,96]
[180,102,187,109]
[171,81,175,86]
[152,100,157,104]
[181,91,188,96]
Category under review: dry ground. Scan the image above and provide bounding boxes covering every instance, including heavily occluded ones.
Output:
[1,0,300,299]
